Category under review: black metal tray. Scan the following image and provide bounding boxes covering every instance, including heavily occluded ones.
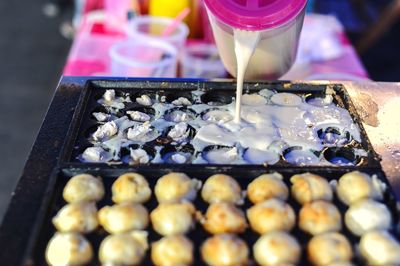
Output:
[59,80,381,168]
[24,165,400,266]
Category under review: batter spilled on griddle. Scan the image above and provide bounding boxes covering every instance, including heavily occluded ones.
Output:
[78,88,365,166]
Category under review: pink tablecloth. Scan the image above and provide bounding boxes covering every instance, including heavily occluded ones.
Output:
[63,13,369,80]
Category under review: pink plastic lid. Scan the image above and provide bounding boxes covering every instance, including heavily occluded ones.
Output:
[204,0,307,30]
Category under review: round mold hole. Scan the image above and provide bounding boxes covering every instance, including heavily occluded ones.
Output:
[74,141,93,161]
[201,91,233,106]
[165,91,193,105]
[305,94,334,107]
[163,107,197,122]
[270,92,303,106]
[243,148,280,165]
[95,89,127,102]
[283,146,321,166]
[201,145,240,164]
[200,108,233,123]
[125,106,156,121]
[132,91,157,105]
[316,126,351,146]
[160,144,194,164]
[77,145,113,163]
[124,124,160,143]
[120,144,156,164]
[323,147,361,166]
[91,107,120,122]
[159,124,197,145]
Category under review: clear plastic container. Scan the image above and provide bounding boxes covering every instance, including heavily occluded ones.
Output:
[64,11,126,76]
[181,43,226,78]
[126,16,189,50]
[204,0,307,80]
[109,38,178,78]
[68,11,126,64]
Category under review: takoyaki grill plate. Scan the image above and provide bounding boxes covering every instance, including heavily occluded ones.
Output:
[25,166,400,266]
[59,80,381,169]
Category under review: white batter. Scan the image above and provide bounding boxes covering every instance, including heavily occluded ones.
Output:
[233,29,261,123]
[80,89,362,165]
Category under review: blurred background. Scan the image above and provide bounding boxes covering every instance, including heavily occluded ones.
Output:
[0,0,400,220]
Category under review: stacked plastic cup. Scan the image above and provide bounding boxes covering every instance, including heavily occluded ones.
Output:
[109,38,178,77]
[126,16,189,51]
[181,43,226,78]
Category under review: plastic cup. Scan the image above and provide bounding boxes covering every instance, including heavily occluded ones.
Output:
[181,43,226,78]
[109,38,178,77]
[204,0,307,80]
[126,16,189,50]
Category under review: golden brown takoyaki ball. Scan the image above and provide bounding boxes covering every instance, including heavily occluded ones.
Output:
[201,234,249,266]
[45,232,93,266]
[202,202,247,234]
[201,174,243,205]
[335,171,385,205]
[151,235,194,266]
[63,174,104,203]
[359,230,400,266]
[307,232,353,266]
[299,200,342,235]
[253,231,301,266]
[155,172,201,203]
[52,202,98,233]
[98,202,149,234]
[99,231,148,266]
[112,172,151,203]
[150,202,197,236]
[290,172,333,205]
[345,199,392,236]
[247,172,289,204]
[247,198,296,234]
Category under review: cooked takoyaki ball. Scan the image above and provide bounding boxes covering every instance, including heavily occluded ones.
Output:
[46,232,93,266]
[359,230,400,266]
[326,262,355,266]
[202,202,247,234]
[155,172,202,203]
[334,171,385,206]
[247,198,296,234]
[99,231,148,266]
[299,201,342,235]
[150,202,196,236]
[201,174,244,205]
[112,172,151,204]
[253,231,301,266]
[63,174,104,203]
[98,202,149,234]
[52,202,98,233]
[307,232,353,266]
[247,172,289,204]
[345,199,391,236]
[291,172,333,205]
[151,235,194,266]
[201,234,249,266]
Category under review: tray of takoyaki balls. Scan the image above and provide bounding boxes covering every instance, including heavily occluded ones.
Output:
[59,79,381,168]
[26,167,400,266]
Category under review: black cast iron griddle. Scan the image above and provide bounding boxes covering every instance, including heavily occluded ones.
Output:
[25,166,399,266]
[0,77,397,266]
[60,79,380,168]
